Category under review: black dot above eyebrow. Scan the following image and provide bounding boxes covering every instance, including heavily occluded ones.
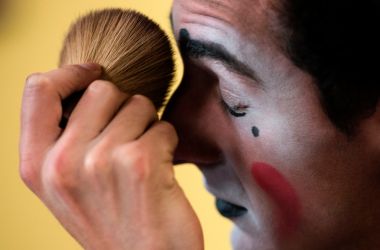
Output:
[252,126,260,137]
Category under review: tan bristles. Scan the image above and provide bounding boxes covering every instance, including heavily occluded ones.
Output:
[59,8,175,109]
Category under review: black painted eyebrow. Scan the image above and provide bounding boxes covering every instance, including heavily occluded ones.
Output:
[179,28,261,83]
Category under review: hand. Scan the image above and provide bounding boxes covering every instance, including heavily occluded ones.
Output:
[19,64,203,250]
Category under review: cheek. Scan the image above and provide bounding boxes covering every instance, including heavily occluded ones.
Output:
[234,112,301,164]
[232,101,348,236]
[252,109,326,168]
[251,162,301,238]
[230,110,321,233]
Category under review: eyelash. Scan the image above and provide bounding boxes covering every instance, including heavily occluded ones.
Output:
[220,98,248,117]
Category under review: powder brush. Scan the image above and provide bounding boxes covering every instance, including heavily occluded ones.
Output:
[59,8,175,111]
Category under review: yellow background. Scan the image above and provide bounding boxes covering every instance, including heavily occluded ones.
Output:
[0,0,232,249]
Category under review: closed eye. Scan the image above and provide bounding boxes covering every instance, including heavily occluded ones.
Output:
[220,99,247,117]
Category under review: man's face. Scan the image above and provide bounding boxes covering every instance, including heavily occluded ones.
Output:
[165,0,379,249]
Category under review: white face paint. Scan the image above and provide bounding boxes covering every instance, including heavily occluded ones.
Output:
[164,0,380,249]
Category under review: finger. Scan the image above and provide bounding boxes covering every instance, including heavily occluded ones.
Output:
[116,121,178,191]
[98,95,158,144]
[139,121,179,158]
[20,64,102,188]
[139,121,178,185]
[62,80,128,141]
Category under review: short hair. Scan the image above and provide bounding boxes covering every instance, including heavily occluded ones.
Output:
[281,0,380,134]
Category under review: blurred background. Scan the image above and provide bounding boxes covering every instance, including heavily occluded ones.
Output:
[0,0,232,249]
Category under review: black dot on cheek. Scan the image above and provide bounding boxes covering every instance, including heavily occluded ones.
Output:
[252,126,260,137]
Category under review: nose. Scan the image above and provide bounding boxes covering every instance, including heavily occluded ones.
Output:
[162,66,224,166]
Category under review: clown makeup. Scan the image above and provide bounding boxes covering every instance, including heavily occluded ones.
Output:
[166,1,380,248]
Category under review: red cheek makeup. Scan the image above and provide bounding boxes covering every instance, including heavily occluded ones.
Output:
[251,162,301,238]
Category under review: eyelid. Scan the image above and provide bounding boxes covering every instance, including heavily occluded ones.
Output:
[184,57,251,118]
[219,88,249,117]
[221,99,247,117]
[220,87,249,107]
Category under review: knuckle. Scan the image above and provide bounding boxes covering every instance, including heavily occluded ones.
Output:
[25,72,42,85]
[19,162,39,190]
[112,143,152,182]
[45,148,78,191]
[24,73,53,95]
[83,149,109,175]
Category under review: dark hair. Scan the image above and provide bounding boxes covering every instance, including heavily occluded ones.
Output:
[282,0,380,134]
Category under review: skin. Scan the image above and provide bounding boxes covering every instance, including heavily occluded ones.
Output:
[165,0,380,249]
[19,65,203,250]
[19,0,380,249]
[251,162,301,238]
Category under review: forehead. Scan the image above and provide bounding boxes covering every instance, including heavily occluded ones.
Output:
[172,0,282,43]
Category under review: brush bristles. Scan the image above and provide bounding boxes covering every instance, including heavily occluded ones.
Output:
[59,8,175,109]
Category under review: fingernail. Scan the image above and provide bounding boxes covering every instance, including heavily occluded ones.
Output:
[78,63,102,72]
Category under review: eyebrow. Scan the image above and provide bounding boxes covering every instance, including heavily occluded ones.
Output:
[178,28,261,83]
